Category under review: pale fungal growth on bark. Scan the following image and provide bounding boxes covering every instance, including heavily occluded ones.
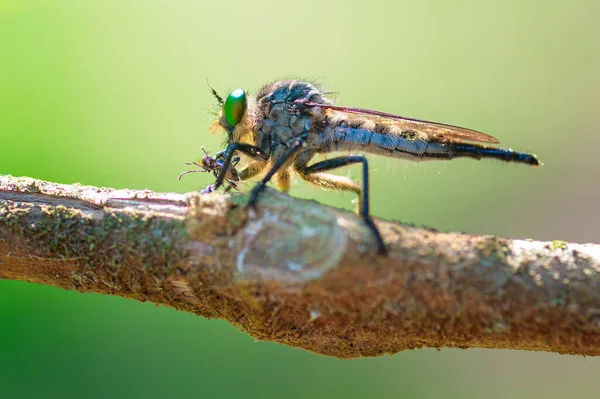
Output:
[1,174,599,359]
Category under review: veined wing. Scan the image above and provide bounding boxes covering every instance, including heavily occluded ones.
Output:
[297,101,499,144]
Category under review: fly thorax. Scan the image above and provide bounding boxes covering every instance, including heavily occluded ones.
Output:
[254,80,332,150]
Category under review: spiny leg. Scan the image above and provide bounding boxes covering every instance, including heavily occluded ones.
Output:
[247,140,304,207]
[238,160,268,181]
[297,171,361,193]
[296,156,386,255]
[297,171,362,209]
[214,142,269,190]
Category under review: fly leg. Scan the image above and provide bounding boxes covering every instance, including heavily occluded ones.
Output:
[222,180,238,193]
[296,156,386,255]
[219,160,269,193]
[296,171,361,199]
[214,142,269,190]
[217,156,242,192]
[247,140,304,208]
[238,161,268,181]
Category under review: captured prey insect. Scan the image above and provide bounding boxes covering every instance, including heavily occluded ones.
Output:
[207,80,540,254]
[178,146,241,194]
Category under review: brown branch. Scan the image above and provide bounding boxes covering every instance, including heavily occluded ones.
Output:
[1,174,599,359]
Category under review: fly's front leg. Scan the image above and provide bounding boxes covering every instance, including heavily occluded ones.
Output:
[247,140,304,208]
[298,155,386,255]
[221,160,269,193]
[214,142,269,190]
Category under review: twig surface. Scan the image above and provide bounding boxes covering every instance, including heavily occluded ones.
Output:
[1,175,599,358]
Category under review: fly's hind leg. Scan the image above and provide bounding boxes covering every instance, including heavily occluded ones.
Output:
[297,171,362,206]
[295,156,386,255]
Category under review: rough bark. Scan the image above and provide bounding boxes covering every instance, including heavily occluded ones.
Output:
[1,174,599,359]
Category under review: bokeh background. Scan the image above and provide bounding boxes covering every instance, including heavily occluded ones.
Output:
[1,0,599,397]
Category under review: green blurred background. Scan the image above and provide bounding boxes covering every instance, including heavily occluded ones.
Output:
[1,0,599,397]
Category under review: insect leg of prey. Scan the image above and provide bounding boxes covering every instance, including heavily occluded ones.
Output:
[178,146,244,193]
[297,155,386,255]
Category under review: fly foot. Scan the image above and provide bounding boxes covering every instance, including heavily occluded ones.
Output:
[200,184,217,194]
[247,182,266,209]
[363,216,388,256]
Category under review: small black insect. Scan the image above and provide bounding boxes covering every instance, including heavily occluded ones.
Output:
[178,146,241,194]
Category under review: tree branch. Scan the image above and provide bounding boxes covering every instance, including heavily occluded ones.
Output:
[1,174,599,358]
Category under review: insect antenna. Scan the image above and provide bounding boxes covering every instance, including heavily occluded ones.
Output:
[206,79,224,104]
[178,161,209,180]
[200,145,210,157]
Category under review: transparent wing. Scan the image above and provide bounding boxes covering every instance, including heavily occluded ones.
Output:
[298,101,499,144]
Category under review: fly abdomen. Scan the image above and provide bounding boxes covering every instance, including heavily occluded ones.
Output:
[447,144,540,166]
[328,125,429,158]
[327,125,539,166]
[403,141,540,166]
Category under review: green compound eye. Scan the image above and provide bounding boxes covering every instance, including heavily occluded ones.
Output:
[223,88,247,127]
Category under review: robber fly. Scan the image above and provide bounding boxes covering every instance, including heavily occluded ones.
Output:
[206,80,540,254]
[178,146,241,194]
